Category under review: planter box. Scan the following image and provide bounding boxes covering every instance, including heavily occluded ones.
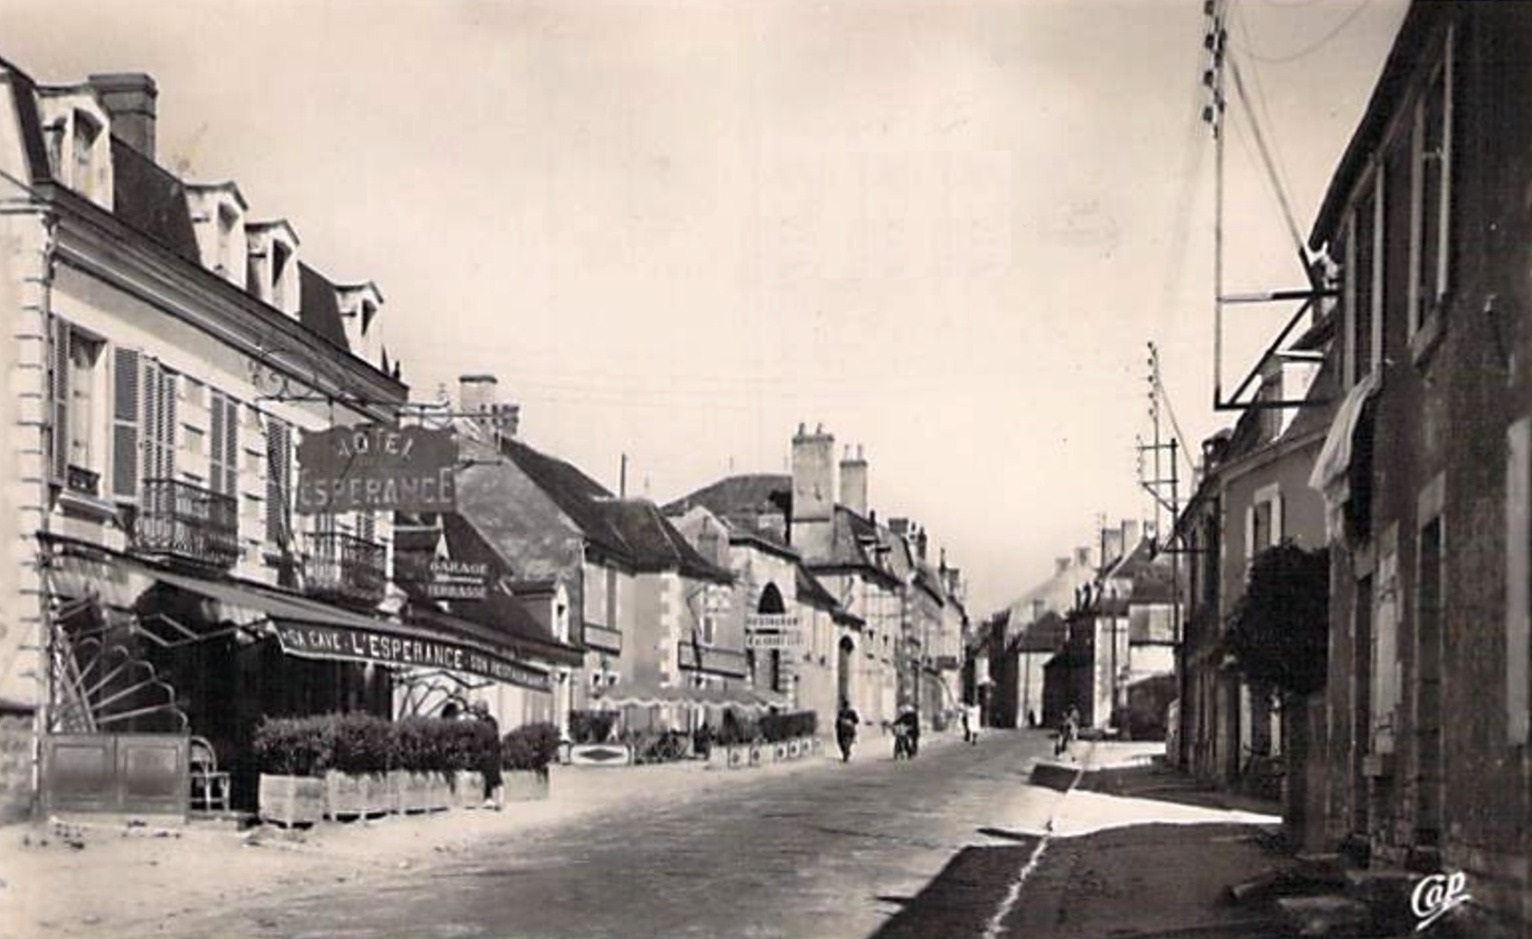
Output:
[747,744,763,767]
[502,769,549,802]
[787,739,802,759]
[425,772,452,811]
[389,769,433,813]
[706,746,730,771]
[324,771,388,819]
[451,771,485,810]
[772,743,789,763]
[259,774,323,827]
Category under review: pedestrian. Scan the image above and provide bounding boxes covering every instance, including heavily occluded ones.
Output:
[470,702,503,810]
[1055,706,1079,759]
[835,700,860,763]
[960,704,973,743]
[892,718,910,760]
[901,708,920,759]
[1027,709,1038,729]
[966,703,981,745]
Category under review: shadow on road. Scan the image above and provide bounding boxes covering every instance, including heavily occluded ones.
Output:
[867,840,1040,939]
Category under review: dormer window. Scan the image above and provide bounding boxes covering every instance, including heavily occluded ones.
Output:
[186,182,249,286]
[337,281,385,368]
[38,91,113,208]
[216,204,237,276]
[71,111,101,198]
[244,220,301,317]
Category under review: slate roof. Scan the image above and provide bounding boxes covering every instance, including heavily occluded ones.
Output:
[1010,610,1068,654]
[663,474,791,519]
[1283,349,1341,442]
[599,499,734,583]
[495,436,629,559]
[794,562,840,612]
[298,263,351,352]
[110,137,200,264]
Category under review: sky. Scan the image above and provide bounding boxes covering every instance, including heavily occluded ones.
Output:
[3,0,1410,614]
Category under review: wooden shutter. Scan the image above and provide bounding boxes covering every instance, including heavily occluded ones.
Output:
[265,419,291,547]
[111,348,140,498]
[48,317,70,481]
[140,361,177,484]
[209,392,238,496]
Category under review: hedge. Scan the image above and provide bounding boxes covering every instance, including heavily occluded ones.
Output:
[252,712,505,777]
[502,722,560,772]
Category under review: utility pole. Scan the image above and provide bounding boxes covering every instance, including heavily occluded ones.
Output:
[619,452,627,498]
[1139,341,1185,760]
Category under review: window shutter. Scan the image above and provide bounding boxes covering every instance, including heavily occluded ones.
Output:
[223,399,239,496]
[112,348,140,498]
[140,362,177,483]
[210,391,225,490]
[265,419,292,547]
[48,318,70,481]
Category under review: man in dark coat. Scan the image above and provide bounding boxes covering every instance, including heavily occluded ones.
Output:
[835,700,860,763]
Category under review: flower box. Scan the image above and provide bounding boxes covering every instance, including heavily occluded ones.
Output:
[503,769,550,802]
[568,743,633,766]
[389,769,433,813]
[324,771,388,819]
[259,774,323,827]
[787,739,803,759]
[747,744,763,767]
[425,772,452,811]
[772,743,789,763]
[451,771,485,809]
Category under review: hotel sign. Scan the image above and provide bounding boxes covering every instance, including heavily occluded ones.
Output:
[275,621,550,691]
[295,425,457,514]
[745,612,801,649]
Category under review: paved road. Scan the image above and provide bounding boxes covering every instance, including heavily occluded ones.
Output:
[169,730,1060,939]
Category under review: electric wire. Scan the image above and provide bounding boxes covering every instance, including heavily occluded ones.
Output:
[1238,0,1378,64]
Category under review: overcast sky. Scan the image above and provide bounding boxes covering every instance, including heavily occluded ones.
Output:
[5,0,1409,613]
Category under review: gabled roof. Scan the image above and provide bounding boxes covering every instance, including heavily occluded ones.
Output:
[599,499,734,583]
[795,562,840,612]
[494,436,629,559]
[1010,610,1068,654]
[663,473,791,519]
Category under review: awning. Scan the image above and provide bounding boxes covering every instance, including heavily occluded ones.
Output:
[1308,371,1380,542]
[42,535,552,692]
[597,678,784,711]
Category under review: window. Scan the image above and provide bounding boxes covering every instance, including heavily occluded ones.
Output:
[209,391,239,497]
[271,240,293,311]
[1371,527,1401,754]
[140,361,177,484]
[1343,172,1383,389]
[1244,484,1283,574]
[71,110,100,198]
[1410,29,1453,341]
[46,319,106,486]
[216,204,238,277]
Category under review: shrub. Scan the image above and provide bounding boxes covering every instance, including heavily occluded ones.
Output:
[253,715,326,777]
[1225,543,1330,697]
[568,710,616,744]
[715,709,759,746]
[758,710,817,742]
[502,722,560,773]
[326,712,394,775]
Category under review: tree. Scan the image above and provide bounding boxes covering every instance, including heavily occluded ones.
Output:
[1224,542,1330,696]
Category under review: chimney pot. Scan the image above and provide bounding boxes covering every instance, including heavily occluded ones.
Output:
[89,72,157,158]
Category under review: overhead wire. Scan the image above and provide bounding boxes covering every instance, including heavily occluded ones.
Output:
[1237,0,1378,64]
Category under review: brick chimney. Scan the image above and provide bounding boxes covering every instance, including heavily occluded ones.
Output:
[839,444,868,516]
[88,73,157,158]
[1101,527,1125,570]
[1122,519,1141,551]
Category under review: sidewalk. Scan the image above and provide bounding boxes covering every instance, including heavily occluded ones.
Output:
[873,740,1292,939]
[0,743,853,939]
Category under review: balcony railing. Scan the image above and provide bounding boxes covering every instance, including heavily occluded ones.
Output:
[132,478,239,569]
[305,531,387,608]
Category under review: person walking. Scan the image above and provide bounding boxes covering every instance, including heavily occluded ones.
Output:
[965,703,981,745]
[470,702,504,810]
[835,700,860,763]
[1055,706,1079,759]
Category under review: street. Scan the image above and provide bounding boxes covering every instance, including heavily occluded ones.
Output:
[156,731,1060,939]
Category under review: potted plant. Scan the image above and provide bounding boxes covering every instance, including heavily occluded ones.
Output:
[566,710,630,766]
[322,713,392,819]
[390,717,436,813]
[254,716,326,827]
[449,718,495,810]
[501,722,559,801]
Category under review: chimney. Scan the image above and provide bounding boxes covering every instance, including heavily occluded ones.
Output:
[459,374,518,441]
[889,517,911,538]
[1122,519,1141,551]
[88,73,157,158]
[1101,527,1125,569]
[1075,546,1092,568]
[1055,556,1071,575]
[790,422,836,559]
[839,444,868,516]
[916,528,928,562]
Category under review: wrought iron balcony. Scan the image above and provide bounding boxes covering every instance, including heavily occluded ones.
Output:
[305,531,387,608]
[132,478,239,569]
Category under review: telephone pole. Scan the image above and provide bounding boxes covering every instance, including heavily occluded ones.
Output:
[1138,341,1185,761]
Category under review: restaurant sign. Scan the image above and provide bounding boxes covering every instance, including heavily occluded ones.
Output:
[295,425,457,515]
[275,621,550,691]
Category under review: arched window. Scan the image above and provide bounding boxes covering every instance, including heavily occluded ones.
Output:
[758,583,785,615]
